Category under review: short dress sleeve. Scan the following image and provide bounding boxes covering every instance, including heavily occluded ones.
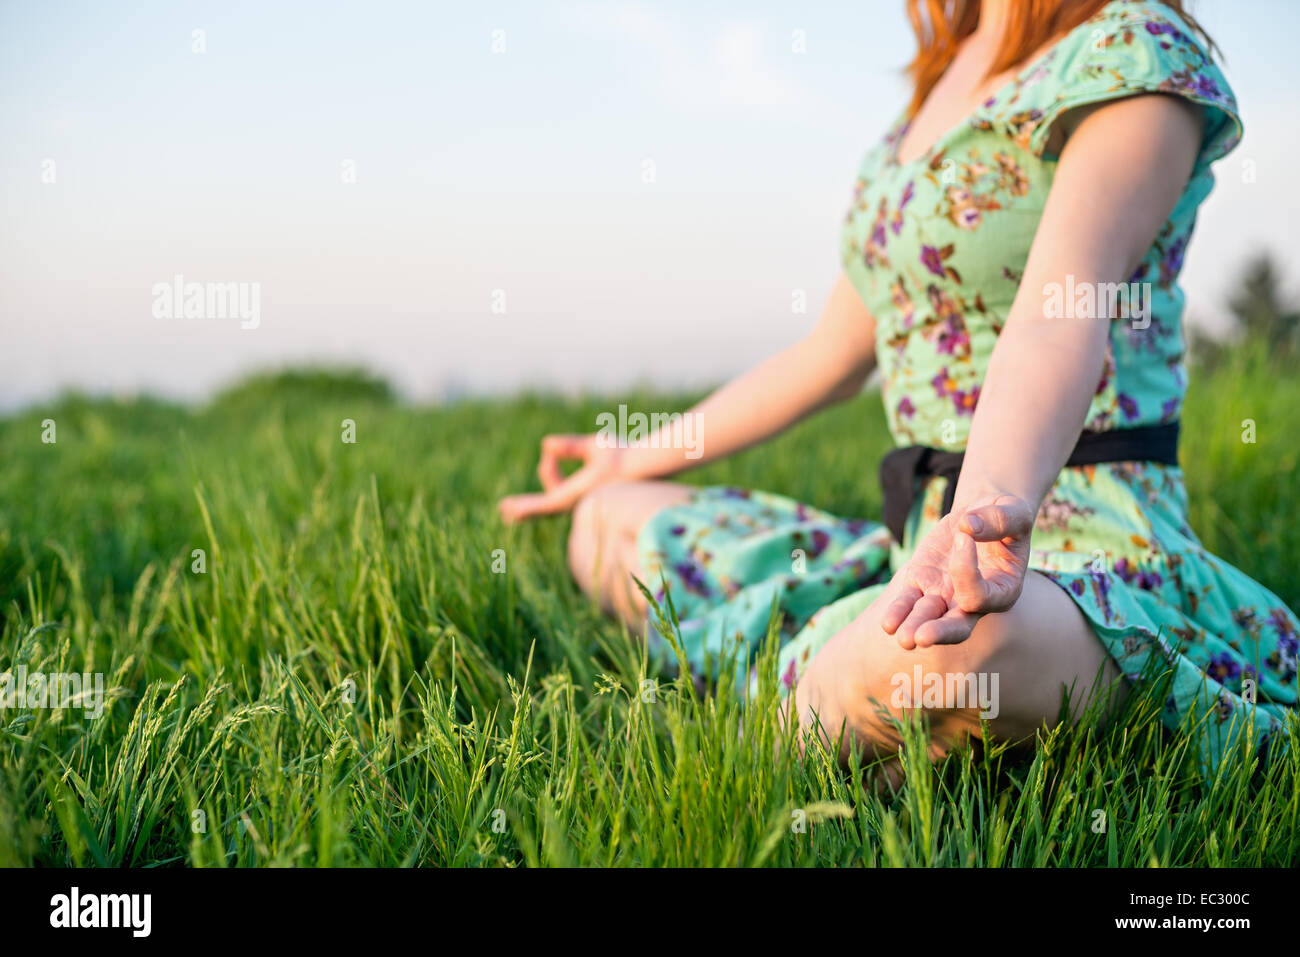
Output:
[1025,0,1242,171]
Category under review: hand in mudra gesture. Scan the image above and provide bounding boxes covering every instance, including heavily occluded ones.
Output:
[498,434,625,523]
[880,494,1036,649]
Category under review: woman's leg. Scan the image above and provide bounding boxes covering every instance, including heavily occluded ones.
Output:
[785,570,1124,765]
[567,480,694,629]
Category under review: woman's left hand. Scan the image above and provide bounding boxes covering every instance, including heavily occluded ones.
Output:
[879,494,1035,650]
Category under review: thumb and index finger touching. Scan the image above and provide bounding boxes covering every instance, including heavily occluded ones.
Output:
[537,434,591,490]
[502,434,599,523]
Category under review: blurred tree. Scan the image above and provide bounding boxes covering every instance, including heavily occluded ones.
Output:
[1190,253,1300,369]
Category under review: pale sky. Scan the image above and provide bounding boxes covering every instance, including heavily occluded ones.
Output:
[2,0,1297,409]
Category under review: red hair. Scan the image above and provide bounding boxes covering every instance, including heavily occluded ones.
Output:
[904,0,1218,117]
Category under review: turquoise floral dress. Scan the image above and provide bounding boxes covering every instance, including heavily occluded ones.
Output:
[636,0,1298,771]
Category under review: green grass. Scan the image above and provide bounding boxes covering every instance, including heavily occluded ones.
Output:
[1,349,1298,868]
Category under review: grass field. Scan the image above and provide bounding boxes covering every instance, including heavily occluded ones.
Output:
[2,343,1298,867]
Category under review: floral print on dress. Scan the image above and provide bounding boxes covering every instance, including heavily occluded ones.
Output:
[636,1,1295,776]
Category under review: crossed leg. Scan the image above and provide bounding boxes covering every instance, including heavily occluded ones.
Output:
[565,481,1124,766]
[784,570,1124,767]
[566,480,694,629]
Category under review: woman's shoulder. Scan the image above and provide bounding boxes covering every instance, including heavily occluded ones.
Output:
[1091,0,1203,30]
[1077,0,1225,73]
[1009,0,1240,168]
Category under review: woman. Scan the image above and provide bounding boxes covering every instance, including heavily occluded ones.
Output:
[500,0,1298,774]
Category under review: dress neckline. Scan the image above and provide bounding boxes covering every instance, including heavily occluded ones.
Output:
[888,27,1070,168]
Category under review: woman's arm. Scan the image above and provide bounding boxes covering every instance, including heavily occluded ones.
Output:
[879,92,1204,648]
[952,93,1202,512]
[500,272,877,521]
[622,271,878,478]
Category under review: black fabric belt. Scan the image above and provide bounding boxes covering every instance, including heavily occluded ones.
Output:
[879,421,1180,545]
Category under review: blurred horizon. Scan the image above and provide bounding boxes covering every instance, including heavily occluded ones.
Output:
[3,0,1299,412]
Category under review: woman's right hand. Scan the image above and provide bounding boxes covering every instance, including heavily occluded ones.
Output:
[498,434,627,523]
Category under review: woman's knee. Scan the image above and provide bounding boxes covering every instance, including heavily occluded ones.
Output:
[803,601,1010,759]
[566,481,651,600]
[566,487,608,590]
[567,481,691,586]
[796,574,1119,764]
